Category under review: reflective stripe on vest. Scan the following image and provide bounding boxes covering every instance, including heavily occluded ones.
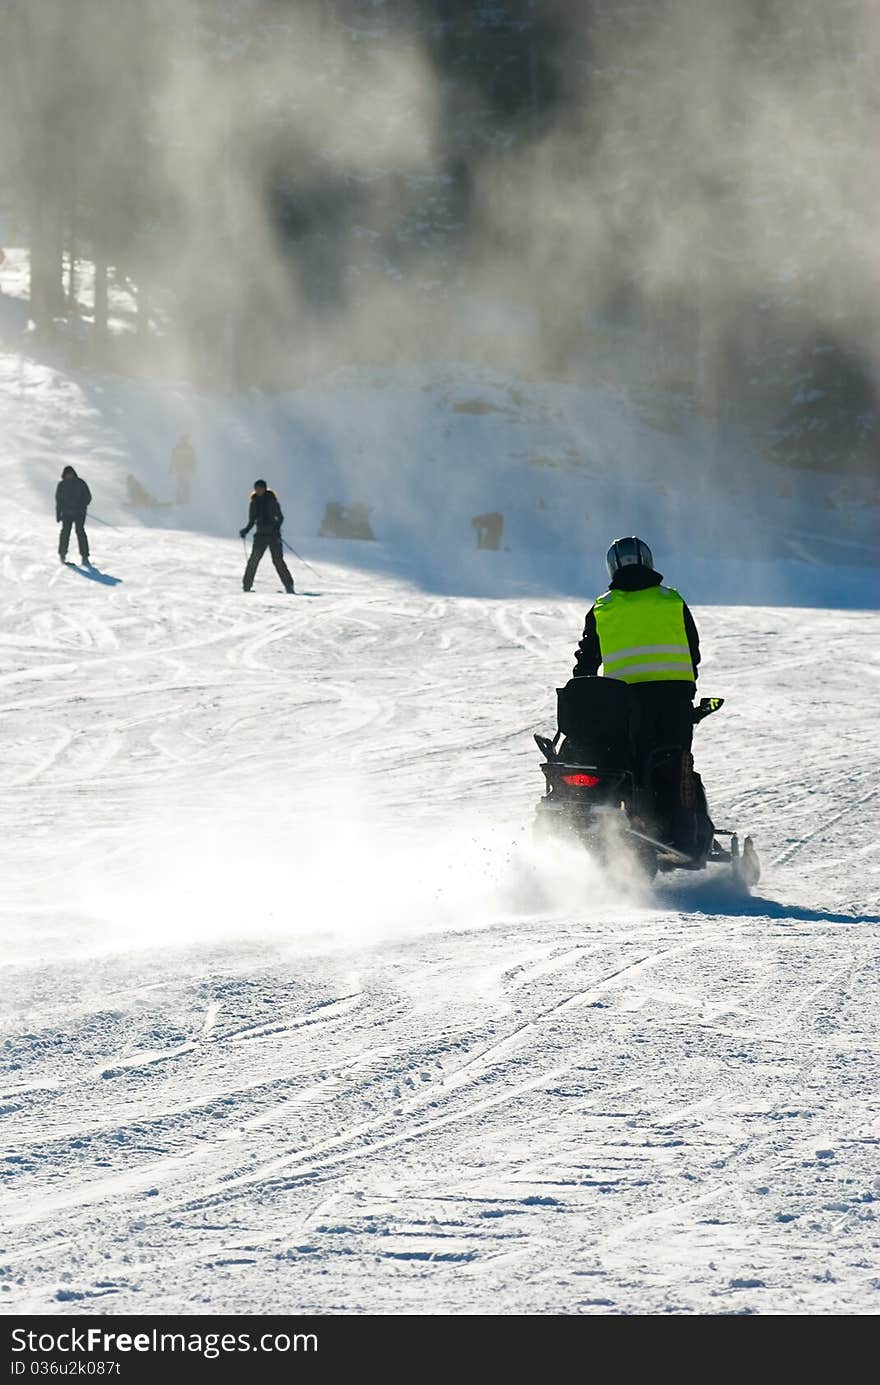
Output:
[593,585,695,684]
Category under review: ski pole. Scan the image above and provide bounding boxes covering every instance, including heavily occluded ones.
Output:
[89,513,122,531]
[282,537,321,579]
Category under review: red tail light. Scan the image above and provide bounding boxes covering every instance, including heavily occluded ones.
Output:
[561,772,601,787]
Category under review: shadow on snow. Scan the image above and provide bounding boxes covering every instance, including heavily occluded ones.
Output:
[654,874,880,926]
[65,563,123,586]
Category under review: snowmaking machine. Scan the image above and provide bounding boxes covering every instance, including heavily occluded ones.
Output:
[533,676,760,886]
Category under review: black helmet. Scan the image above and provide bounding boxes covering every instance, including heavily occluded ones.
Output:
[605,536,654,581]
[253,478,267,490]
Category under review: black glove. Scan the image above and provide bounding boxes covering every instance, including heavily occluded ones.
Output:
[239,528,247,539]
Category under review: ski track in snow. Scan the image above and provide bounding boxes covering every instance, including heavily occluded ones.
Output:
[1,453,879,1315]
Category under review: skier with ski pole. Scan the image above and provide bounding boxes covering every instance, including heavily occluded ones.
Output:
[239,479,295,594]
[56,465,92,564]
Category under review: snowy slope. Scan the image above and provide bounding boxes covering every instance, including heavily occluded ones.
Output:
[0,345,878,1316]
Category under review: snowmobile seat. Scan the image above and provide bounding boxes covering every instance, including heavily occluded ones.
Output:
[556,676,634,770]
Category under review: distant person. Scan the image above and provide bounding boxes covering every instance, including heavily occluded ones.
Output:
[239,479,295,594]
[55,464,91,564]
[170,432,196,503]
[471,512,503,549]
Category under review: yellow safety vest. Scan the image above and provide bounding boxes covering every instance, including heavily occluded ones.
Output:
[593,585,695,684]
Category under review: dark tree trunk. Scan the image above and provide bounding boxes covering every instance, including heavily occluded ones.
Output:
[66,134,78,314]
[30,192,65,331]
[93,235,108,346]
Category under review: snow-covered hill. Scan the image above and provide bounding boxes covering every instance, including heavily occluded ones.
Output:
[0,342,878,1315]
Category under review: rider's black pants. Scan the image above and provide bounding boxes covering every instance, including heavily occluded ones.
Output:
[628,683,694,762]
[628,683,696,842]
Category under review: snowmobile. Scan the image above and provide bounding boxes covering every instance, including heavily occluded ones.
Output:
[533,676,760,887]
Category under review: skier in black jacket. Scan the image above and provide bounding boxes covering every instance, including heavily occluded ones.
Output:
[55,465,91,564]
[239,479,295,593]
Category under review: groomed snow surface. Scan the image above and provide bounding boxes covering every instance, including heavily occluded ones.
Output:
[1,349,878,1317]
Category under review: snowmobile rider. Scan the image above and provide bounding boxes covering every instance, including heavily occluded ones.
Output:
[55,464,92,564]
[239,479,295,594]
[573,536,702,848]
